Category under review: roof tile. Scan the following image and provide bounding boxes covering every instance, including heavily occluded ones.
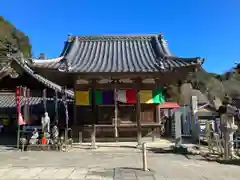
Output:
[0,93,73,108]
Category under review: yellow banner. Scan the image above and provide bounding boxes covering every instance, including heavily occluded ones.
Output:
[139,90,153,104]
[75,91,90,105]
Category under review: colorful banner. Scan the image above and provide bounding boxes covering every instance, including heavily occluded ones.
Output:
[95,90,114,105]
[16,87,20,113]
[75,88,165,105]
[139,88,165,104]
[75,91,91,105]
[16,87,26,125]
[116,89,136,104]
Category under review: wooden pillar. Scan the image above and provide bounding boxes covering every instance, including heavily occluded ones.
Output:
[114,87,119,142]
[27,88,30,124]
[155,78,161,138]
[43,89,47,113]
[62,86,69,142]
[91,79,97,124]
[73,79,77,125]
[91,79,97,148]
[54,90,59,125]
[136,79,142,145]
[16,86,21,149]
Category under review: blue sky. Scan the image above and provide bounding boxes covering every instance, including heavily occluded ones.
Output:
[0,0,239,74]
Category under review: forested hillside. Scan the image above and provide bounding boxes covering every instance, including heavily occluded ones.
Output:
[0,16,31,60]
[165,68,240,106]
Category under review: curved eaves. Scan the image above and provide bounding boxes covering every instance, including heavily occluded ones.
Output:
[60,39,74,57]
[157,35,177,58]
[158,35,174,56]
[30,56,64,65]
[153,35,166,58]
[64,38,81,65]
[13,55,74,98]
[27,37,75,69]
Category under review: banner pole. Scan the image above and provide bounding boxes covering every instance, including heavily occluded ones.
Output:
[16,86,21,149]
[114,88,118,142]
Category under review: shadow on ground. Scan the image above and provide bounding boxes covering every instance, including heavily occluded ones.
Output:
[148,145,196,157]
[217,159,240,166]
[148,145,240,166]
[87,167,155,179]
[0,134,18,150]
[72,143,137,150]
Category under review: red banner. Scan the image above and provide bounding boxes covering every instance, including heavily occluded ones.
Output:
[16,87,26,126]
[16,86,20,113]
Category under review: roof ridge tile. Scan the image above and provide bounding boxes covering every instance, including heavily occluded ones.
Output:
[74,34,157,41]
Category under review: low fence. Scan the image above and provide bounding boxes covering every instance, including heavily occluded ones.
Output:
[77,124,161,143]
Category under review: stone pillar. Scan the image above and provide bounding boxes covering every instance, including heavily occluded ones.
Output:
[191,96,198,142]
[175,111,182,147]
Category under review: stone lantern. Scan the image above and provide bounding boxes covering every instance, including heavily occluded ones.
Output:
[218,95,238,160]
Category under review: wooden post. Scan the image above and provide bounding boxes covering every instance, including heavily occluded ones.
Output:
[136,88,142,145]
[27,88,30,124]
[91,80,97,148]
[62,87,69,144]
[16,86,21,149]
[54,90,59,125]
[73,79,77,125]
[114,87,119,142]
[43,89,47,113]
[142,142,147,171]
[23,87,27,123]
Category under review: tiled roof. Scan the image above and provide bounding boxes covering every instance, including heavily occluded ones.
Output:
[0,92,73,108]
[0,65,12,79]
[11,53,74,98]
[29,34,203,73]
[0,92,41,108]
[28,56,64,69]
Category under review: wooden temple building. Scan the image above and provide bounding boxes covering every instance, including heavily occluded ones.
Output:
[0,34,204,142]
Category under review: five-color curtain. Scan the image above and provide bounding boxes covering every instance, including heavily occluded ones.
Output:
[75,89,165,105]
